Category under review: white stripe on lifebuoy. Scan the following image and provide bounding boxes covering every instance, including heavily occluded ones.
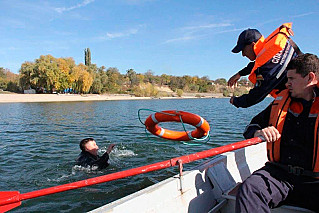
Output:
[195,117,204,127]
[151,113,158,123]
[159,128,165,137]
[187,131,192,140]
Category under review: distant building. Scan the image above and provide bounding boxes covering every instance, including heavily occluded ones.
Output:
[24,89,36,94]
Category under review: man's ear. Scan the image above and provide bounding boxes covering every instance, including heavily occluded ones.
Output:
[309,72,318,85]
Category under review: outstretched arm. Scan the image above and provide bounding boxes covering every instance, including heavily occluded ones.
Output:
[227,62,255,87]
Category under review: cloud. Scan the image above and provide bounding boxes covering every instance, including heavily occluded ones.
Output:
[122,0,157,5]
[163,21,233,44]
[163,36,198,44]
[54,0,95,13]
[181,23,232,31]
[255,12,315,28]
[97,28,139,40]
[290,12,315,18]
[213,27,247,34]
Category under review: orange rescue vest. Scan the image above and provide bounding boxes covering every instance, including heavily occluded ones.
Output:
[248,23,294,97]
[268,89,319,174]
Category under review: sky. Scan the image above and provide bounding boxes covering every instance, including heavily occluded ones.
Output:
[1,0,319,80]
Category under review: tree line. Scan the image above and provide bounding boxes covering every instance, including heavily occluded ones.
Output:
[0,67,19,92]
[1,51,252,97]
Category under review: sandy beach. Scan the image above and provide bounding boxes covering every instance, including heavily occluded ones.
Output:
[0,93,224,103]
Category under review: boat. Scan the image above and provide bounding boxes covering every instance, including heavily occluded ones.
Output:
[90,141,313,213]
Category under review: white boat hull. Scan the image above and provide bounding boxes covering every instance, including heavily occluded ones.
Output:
[91,142,313,213]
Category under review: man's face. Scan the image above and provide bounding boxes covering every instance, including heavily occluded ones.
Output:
[242,43,256,61]
[85,140,99,156]
[286,69,309,99]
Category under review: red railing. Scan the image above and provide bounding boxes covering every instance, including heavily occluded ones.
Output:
[0,137,263,212]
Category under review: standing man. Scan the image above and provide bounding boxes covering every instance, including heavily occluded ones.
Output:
[76,137,115,170]
[228,23,301,108]
[236,53,319,212]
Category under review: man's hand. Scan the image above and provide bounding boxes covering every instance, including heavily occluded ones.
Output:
[227,73,241,87]
[230,96,235,105]
[107,144,115,154]
[254,126,281,143]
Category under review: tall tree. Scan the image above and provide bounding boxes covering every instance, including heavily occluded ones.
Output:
[84,48,91,66]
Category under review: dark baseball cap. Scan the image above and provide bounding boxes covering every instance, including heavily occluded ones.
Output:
[232,29,262,53]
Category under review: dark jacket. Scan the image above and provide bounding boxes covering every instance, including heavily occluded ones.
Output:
[243,88,319,169]
[233,40,299,108]
[76,151,110,169]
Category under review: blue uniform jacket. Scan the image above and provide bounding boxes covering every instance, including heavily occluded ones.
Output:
[233,40,299,108]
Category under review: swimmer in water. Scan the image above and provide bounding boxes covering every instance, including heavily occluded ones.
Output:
[76,138,115,169]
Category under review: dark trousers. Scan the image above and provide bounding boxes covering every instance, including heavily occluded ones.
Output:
[235,163,319,213]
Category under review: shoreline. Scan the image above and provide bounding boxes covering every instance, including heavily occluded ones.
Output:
[0,93,225,103]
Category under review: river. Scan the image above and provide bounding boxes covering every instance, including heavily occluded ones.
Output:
[0,97,271,212]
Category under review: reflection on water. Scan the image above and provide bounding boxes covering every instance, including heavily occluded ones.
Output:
[0,98,271,212]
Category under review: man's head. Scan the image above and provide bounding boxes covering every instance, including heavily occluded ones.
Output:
[286,53,319,100]
[232,29,262,61]
[80,138,99,156]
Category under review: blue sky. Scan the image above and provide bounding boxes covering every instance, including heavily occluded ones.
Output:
[1,0,318,80]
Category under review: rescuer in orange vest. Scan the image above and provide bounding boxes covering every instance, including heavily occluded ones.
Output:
[236,53,319,212]
[228,23,302,108]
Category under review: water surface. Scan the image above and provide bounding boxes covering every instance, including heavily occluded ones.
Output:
[0,98,271,212]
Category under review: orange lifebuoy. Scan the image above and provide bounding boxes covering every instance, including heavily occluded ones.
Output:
[144,110,210,141]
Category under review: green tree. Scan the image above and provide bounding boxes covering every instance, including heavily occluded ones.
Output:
[84,48,91,66]
[144,70,154,83]
[105,67,122,93]
[126,69,138,87]
[221,88,231,97]
[160,74,170,86]
[176,89,183,97]
[215,78,227,86]
[90,76,103,94]
[19,62,35,90]
[0,68,6,89]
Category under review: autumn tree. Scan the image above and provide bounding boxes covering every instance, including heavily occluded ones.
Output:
[19,55,87,93]
[33,55,63,92]
[56,57,75,90]
[71,63,93,93]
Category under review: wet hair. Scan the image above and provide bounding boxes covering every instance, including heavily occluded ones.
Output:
[80,138,94,151]
[286,53,319,77]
